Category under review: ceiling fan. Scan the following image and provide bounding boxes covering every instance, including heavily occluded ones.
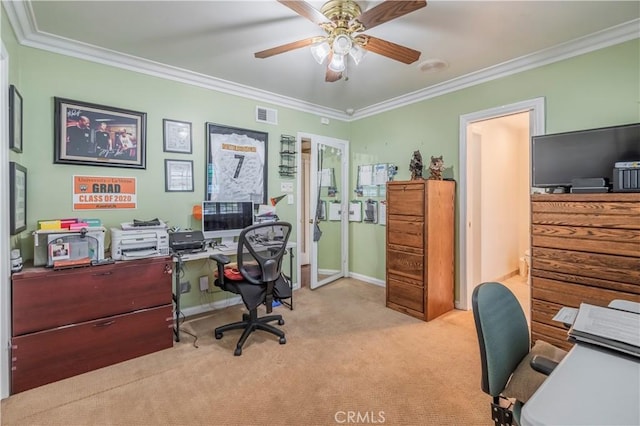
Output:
[255,0,427,82]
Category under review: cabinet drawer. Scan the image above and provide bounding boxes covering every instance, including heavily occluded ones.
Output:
[387,249,424,281]
[12,257,173,335]
[387,276,424,313]
[387,219,424,248]
[387,183,424,216]
[11,304,173,394]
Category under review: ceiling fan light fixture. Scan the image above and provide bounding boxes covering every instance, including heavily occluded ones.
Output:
[349,44,366,65]
[310,41,331,64]
[328,53,346,72]
[332,34,352,55]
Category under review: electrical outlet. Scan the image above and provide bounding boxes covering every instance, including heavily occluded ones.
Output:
[180,281,191,294]
[199,276,209,291]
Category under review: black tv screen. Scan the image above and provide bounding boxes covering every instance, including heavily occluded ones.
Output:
[532,123,640,188]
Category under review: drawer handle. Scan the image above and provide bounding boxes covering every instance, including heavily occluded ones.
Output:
[92,271,113,276]
[94,320,115,328]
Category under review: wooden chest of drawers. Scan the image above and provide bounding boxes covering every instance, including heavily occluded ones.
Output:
[530,193,640,351]
[11,257,174,393]
[386,180,455,321]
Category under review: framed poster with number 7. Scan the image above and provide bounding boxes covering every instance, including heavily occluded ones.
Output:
[205,123,268,204]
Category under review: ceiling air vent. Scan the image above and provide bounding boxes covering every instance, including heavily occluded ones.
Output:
[256,106,278,125]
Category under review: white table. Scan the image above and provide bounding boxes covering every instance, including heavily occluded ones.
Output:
[521,343,640,426]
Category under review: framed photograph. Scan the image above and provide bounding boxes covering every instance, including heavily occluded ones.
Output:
[54,97,147,169]
[9,85,23,153]
[206,122,268,204]
[165,159,194,192]
[10,162,27,234]
[163,119,192,153]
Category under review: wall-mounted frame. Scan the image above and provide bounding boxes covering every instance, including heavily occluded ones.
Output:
[54,97,147,169]
[9,85,23,153]
[205,122,268,204]
[10,162,27,234]
[165,159,194,192]
[163,119,192,154]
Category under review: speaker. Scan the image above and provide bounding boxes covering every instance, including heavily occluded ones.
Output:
[571,177,607,188]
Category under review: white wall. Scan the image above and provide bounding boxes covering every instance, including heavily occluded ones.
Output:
[474,114,530,282]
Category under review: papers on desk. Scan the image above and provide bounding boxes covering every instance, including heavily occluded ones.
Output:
[568,303,640,358]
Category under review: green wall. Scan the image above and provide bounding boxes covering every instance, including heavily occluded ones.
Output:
[4,6,639,307]
[347,39,640,291]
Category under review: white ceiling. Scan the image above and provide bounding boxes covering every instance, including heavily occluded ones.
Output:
[4,1,639,119]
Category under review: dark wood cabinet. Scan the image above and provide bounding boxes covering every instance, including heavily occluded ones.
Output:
[11,257,174,394]
[386,180,455,321]
[530,193,640,351]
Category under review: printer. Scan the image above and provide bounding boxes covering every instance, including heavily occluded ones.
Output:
[111,227,170,260]
[169,230,207,253]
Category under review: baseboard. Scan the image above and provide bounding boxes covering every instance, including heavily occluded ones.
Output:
[348,272,386,287]
[494,269,520,282]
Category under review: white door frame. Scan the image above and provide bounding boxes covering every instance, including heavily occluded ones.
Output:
[1,41,12,399]
[296,132,349,289]
[457,97,545,310]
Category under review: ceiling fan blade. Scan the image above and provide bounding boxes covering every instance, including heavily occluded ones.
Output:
[355,0,426,31]
[361,35,421,64]
[255,37,322,59]
[325,68,343,83]
[278,0,329,25]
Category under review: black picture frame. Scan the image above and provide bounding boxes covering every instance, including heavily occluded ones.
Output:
[164,159,194,192]
[10,162,27,234]
[9,85,23,153]
[163,119,192,154]
[205,123,268,204]
[54,97,147,169]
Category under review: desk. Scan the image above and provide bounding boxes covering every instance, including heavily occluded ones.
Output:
[521,343,640,426]
[172,243,296,341]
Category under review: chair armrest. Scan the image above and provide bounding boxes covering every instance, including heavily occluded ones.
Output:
[209,254,231,287]
[530,355,559,376]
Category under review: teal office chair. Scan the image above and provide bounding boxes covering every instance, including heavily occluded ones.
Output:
[210,222,292,356]
[472,282,566,426]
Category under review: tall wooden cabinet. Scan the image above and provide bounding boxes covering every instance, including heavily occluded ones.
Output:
[530,193,640,351]
[385,179,455,321]
[11,257,174,394]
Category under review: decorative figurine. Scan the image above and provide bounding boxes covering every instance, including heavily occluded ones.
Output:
[409,150,424,180]
[428,155,445,180]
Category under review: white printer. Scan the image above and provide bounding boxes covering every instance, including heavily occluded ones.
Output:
[111,221,170,260]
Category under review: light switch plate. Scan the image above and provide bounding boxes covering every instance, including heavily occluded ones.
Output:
[287,194,294,204]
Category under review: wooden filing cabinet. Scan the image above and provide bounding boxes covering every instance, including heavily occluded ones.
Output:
[530,193,640,351]
[386,179,455,321]
[11,257,174,394]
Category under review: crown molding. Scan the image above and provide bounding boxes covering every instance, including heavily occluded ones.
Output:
[3,1,638,122]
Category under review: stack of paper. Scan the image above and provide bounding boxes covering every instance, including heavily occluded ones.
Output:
[568,303,640,358]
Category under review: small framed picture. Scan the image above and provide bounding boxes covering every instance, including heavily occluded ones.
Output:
[49,242,70,261]
[9,85,23,153]
[10,162,27,234]
[165,159,194,192]
[163,119,192,154]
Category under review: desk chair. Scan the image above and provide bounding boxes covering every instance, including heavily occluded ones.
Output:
[210,221,292,356]
[472,282,566,426]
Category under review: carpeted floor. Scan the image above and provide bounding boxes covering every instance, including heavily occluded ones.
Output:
[1,278,493,425]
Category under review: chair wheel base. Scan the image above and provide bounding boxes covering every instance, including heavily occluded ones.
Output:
[278,319,285,325]
[215,332,223,339]
[234,347,242,356]
[279,336,286,344]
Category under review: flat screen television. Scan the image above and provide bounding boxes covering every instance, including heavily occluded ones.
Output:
[531,123,640,188]
[202,201,254,244]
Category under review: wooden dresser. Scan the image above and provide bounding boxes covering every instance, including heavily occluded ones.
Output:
[530,193,640,351]
[11,257,174,394]
[385,179,455,321]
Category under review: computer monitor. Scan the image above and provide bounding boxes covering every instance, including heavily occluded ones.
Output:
[201,201,254,244]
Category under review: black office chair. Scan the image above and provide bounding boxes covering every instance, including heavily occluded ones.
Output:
[472,282,566,426]
[210,221,292,356]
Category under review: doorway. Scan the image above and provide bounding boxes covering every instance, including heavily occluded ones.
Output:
[458,98,545,311]
[296,132,349,290]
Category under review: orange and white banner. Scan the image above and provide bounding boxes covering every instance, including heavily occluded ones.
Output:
[73,175,137,210]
